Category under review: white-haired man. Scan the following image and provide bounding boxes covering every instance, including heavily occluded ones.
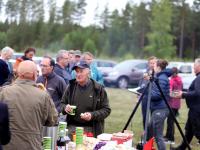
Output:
[0,46,14,85]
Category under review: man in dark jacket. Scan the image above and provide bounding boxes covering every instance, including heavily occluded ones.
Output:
[0,103,10,150]
[37,56,67,113]
[0,46,14,85]
[172,58,200,150]
[54,50,71,84]
[61,60,111,138]
[37,56,66,149]
[0,59,9,86]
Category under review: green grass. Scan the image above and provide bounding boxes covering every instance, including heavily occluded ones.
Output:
[104,88,199,150]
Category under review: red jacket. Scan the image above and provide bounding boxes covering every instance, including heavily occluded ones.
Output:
[169,75,183,109]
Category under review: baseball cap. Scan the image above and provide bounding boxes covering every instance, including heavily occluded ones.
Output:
[72,60,90,70]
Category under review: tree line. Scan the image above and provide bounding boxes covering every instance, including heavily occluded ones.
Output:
[0,0,200,60]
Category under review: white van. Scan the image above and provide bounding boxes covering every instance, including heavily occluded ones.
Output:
[167,62,195,90]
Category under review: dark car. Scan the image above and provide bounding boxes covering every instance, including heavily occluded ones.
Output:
[104,59,148,88]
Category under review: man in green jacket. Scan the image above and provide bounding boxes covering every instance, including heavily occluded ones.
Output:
[0,61,58,150]
[61,60,111,138]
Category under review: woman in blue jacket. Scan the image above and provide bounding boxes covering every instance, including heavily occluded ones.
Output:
[147,59,172,150]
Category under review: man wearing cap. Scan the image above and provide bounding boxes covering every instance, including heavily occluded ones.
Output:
[74,50,82,63]
[61,60,111,138]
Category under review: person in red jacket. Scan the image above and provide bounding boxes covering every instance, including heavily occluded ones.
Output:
[164,67,183,143]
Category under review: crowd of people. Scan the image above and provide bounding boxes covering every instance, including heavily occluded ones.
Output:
[139,56,200,150]
[0,47,110,150]
[0,46,200,150]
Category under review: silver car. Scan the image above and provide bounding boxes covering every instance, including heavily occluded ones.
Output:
[104,59,148,88]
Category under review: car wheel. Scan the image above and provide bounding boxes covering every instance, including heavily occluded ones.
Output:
[117,77,129,89]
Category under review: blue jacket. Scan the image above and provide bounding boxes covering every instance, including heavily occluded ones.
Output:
[150,69,172,111]
[54,64,71,85]
[0,103,10,150]
[90,63,104,85]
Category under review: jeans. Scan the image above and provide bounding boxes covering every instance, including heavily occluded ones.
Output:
[165,108,178,141]
[147,108,169,150]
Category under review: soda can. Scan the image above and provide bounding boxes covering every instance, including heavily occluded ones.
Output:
[43,137,52,150]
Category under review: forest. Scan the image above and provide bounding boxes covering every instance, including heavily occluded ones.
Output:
[0,0,200,60]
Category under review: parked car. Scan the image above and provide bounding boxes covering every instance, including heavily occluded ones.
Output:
[167,61,195,90]
[93,59,117,78]
[104,59,148,88]
[94,59,117,68]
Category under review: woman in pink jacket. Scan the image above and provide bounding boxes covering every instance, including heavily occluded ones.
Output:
[165,67,183,143]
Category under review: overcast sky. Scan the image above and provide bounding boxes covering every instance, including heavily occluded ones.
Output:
[57,0,193,26]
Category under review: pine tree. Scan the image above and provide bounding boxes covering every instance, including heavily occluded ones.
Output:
[145,0,175,58]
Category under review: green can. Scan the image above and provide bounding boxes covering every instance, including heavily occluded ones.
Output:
[76,127,84,145]
[43,137,52,150]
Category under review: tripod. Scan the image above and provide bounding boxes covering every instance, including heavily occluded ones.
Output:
[122,73,191,150]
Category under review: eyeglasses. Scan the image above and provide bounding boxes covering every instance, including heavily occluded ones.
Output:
[40,64,51,68]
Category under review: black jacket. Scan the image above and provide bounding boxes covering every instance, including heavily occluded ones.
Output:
[61,79,111,137]
[0,59,9,86]
[182,73,200,112]
[37,72,67,113]
[0,103,10,150]
[54,64,71,85]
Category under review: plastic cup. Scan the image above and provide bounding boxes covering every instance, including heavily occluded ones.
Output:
[69,105,76,115]
[43,137,52,150]
[58,122,67,134]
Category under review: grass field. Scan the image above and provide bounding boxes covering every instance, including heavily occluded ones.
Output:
[104,88,199,150]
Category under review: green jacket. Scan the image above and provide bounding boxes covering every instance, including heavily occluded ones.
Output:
[0,79,58,150]
[61,79,111,137]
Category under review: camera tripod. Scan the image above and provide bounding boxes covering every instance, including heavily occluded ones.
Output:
[122,73,191,150]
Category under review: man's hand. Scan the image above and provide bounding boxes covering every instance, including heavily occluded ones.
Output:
[65,104,72,114]
[174,91,183,98]
[143,73,150,80]
[80,112,92,121]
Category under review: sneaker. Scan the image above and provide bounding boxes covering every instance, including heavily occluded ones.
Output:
[168,140,175,145]
[165,140,175,145]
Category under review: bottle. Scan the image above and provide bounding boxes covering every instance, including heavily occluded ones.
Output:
[57,130,67,150]
[65,129,71,149]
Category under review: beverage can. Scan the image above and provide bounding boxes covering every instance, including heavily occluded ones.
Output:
[43,137,52,150]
